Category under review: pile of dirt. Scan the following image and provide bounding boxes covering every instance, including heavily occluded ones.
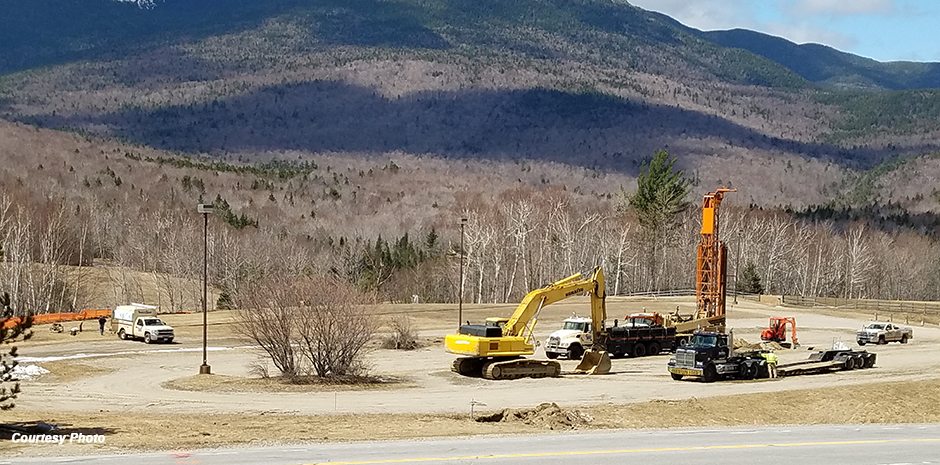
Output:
[475,402,592,430]
[733,338,785,351]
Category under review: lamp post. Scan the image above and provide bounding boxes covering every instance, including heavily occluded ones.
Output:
[459,217,467,328]
[734,227,743,305]
[197,203,214,375]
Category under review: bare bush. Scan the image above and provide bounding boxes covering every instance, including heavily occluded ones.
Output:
[237,275,375,380]
[295,276,375,377]
[236,281,300,378]
[381,315,420,350]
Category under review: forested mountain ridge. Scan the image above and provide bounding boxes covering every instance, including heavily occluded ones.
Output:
[3,1,940,309]
[1,0,939,212]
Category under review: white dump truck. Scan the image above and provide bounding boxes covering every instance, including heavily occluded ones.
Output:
[112,303,175,344]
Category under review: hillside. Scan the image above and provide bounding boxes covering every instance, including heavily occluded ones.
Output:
[0,0,939,210]
[704,29,940,91]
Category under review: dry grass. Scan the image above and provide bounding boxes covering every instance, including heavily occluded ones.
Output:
[4,377,940,457]
[587,377,940,428]
[162,374,414,393]
[31,361,113,384]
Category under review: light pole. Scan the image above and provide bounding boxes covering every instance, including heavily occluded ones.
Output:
[459,217,467,328]
[734,227,743,305]
[197,203,214,375]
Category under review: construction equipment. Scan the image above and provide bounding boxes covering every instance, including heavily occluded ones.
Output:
[695,188,736,330]
[445,267,611,380]
[669,331,875,382]
[761,317,799,346]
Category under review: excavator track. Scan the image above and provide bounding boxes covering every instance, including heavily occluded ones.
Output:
[481,359,561,380]
[452,357,486,376]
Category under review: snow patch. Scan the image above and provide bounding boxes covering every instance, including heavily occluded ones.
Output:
[12,364,50,380]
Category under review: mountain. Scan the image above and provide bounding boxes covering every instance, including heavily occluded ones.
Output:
[704,29,940,91]
[1,0,940,212]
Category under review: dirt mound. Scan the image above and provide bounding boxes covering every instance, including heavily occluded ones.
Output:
[475,402,592,430]
[734,338,785,351]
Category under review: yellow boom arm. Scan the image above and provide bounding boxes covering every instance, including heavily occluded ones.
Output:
[503,267,606,339]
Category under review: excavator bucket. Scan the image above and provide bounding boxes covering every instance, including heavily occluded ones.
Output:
[575,350,611,375]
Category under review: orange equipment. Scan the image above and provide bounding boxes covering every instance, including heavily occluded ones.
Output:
[695,188,736,329]
[1,309,111,329]
[761,317,799,346]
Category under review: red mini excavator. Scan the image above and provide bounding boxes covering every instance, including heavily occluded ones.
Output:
[761,317,799,346]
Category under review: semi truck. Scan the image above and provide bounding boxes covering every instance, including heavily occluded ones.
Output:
[668,330,876,382]
[112,303,175,344]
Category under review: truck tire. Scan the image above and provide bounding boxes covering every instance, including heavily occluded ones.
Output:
[901,335,909,344]
[878,336,886,345]
[702,364,718,383]
[647,342,661,355]
[631,343,647,358]
[546,352,559,360]
[144,333,152,344]
[853,355,865,369]
[118,329,127,340]
[741,362,758,380]
[567,344,583,360]
[857,340,866,346]
[671,373,683,381]
[841,356,855,370]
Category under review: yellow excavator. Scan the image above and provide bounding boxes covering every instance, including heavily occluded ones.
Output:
[444,267,612,380]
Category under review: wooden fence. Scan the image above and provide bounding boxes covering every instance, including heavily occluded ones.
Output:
[780,295,940,326]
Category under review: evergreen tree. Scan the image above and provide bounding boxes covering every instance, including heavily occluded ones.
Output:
[628,149,691,232]
[740,262,764,294]
[0,291,32,411]
[625,149,691,289]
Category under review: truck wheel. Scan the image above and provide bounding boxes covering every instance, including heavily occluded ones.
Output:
[857,340,865,346]
[647,342,660,355]
[144,333,152,344]
[546,352,559,360]
[878,336,886,345]
[901,335,909,344]
[631,343,647,358]
[567,344,583,360]
[742,362,758,380]
[841,356,855,370]
[702,364,718,383]
[118,329,127,340]
[853,355,865,369]
[671,373,683,381]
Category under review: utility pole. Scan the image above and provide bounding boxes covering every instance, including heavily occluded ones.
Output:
[459,217,467,328]
[197,203,214,375]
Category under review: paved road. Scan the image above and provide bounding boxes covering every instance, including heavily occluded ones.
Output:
[6,424,940,465]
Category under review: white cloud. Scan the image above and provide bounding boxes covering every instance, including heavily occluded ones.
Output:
[763,22,857,49]
[794,0,894,15]
[630,0,758,31]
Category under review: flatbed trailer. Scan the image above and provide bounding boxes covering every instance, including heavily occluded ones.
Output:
[776,348,876,377]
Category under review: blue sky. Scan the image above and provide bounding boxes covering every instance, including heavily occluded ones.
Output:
[629,0,940,62]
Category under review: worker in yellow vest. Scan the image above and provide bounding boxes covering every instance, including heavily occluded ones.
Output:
[761,351,778,378]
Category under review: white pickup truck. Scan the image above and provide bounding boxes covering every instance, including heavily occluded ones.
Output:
[113,304,175,344]
[856,322,912,345]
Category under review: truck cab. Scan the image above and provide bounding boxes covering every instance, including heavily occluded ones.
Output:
[544,317,593,360]
[668,330,768,382]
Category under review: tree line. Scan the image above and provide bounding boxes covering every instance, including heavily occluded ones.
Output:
[2,153,940,317]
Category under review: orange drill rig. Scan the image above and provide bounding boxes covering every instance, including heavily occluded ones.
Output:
[694,188,736,331]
